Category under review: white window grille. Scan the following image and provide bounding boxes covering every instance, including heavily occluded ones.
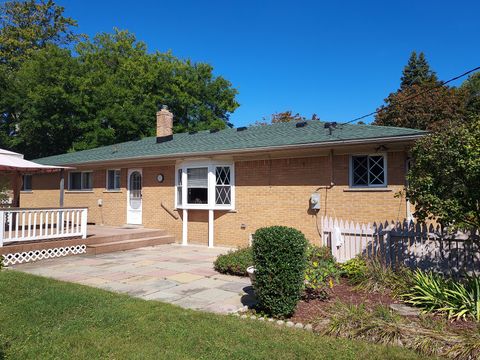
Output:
[215,166,231,205]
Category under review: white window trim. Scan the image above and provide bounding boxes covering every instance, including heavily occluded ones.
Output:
[349,153,388,188]
[175,160,235,210]
[68,171,93,191]
[105,169,121,191]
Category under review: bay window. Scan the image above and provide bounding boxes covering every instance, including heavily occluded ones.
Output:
[176,162,234,209]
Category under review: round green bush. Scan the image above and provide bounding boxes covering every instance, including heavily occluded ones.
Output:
[213,247,253,276]
[252,226,308,317]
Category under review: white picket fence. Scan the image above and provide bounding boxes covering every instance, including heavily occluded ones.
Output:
[0,207,88,246]
[320,216,479,275]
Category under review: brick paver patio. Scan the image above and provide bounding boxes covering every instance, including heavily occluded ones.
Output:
[11,244,256,314]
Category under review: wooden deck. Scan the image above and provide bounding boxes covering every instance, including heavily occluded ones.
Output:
[1,225,175,263]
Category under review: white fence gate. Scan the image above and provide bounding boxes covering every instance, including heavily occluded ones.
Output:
[320,216,479,276]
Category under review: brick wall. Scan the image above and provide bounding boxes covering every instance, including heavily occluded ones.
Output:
[21,150,409,247]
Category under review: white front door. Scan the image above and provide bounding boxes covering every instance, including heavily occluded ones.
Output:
[127,169,142,225]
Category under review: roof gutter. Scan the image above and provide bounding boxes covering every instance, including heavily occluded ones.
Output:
[44,133,426,167]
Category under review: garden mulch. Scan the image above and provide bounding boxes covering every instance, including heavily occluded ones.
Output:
[290,279,397,325]
[290,279,478,333]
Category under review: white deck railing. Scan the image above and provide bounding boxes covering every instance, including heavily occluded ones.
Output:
[0,207,88,246]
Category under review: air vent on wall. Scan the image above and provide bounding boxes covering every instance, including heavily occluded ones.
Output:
[189,130,198,135]
[237,126,247,132]
[296,121,307,128]
[210,129,219,134]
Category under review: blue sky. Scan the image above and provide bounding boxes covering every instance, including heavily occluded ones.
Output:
[57,0,479,127]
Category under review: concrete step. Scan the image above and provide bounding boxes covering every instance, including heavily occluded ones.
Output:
[86,229,168,245]
[86,235,175,255]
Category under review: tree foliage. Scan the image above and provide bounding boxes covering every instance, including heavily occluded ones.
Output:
[0,2,239,158]
[374,51,464,130]
[255,111,319,126]
[459,72,480,117]
[374,84,464,131]
[400,51,439,90]
[0,0,79,69]
[406,116,480,230]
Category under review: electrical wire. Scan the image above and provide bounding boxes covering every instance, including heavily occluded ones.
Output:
[341,65,480,125]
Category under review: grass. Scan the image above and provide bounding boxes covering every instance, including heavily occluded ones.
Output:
[0,271,425,360]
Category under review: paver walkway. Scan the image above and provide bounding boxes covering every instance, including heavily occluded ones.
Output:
[11,244,256,314]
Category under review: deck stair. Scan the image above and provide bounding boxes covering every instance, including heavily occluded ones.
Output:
[86,229,174,255]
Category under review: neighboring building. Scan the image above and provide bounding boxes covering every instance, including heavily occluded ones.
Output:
[21,108,425,247]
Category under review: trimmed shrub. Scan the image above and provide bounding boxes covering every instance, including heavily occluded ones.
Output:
[252,226,308,317]
[213,247,253,276]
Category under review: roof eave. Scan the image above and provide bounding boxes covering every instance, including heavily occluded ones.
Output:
[42,133,425,167]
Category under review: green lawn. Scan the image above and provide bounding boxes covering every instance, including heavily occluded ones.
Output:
[0,271,425,359]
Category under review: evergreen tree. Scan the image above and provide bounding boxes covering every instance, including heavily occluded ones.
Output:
[400,51,438,90]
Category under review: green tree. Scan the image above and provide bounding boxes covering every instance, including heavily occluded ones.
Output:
[374,51,464,130]
[0,29,239,157]
[73,29,239,150]
[0,0,79,69]
[406,116,480,230]
[373,84,464,130]
[0,2,239,157]
[400,51,438,90]
[5,45,84,159]
[459,71,480,117]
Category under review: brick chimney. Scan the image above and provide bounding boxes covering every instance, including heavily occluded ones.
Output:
[156,105,173,143]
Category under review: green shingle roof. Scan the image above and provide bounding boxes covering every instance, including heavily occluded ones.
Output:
[35,121,425,166]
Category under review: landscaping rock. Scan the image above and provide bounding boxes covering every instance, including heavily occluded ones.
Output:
[286,321,294,327]
[276,320,284,326]
[390,303,421,316]
[304,324,313,331]
[294,323,304,329]
[250,316,256,320]
[268,318,274,322]
[240,314,248,319]
[258,317,265,321]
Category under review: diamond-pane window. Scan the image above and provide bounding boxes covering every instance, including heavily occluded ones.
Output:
[215,166,231,205]
[351,155,386,187]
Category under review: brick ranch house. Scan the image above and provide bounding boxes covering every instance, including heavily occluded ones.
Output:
[20,108,425,248]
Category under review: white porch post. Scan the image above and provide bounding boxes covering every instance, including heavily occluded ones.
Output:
[208,209,214,248]
[80,208,88,239]
[182,209,188,246]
